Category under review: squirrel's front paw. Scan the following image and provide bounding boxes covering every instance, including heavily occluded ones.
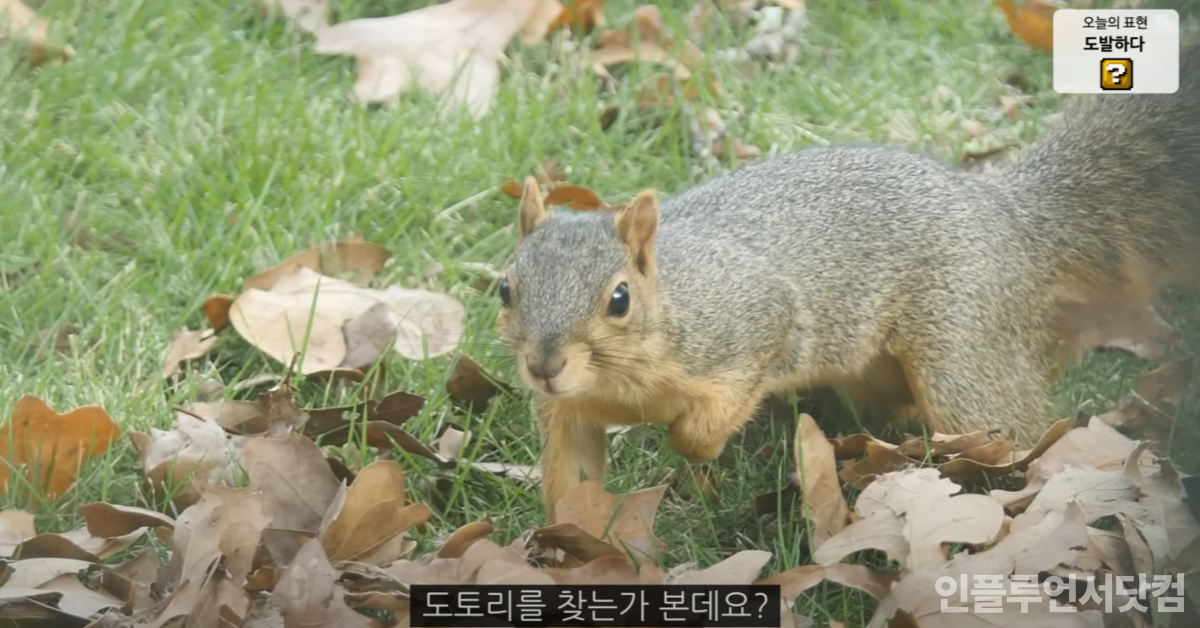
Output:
[668,423,726,463]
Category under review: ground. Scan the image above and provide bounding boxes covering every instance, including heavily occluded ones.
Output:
[2,0,1198,625]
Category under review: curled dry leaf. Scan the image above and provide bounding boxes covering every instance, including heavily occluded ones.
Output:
[793,413,849,549]
[838,438,912,490]
[229,266,465,374]
[551,0,607,34]
[867,503,1101,627]
[990,416,1149,512]
[937,414,1078,482]
[162,486,271,594]
[186,378,308,437]
[88,545,160,612]
[129,412,242,511]
[305,390,425,436]
[838,414,1078,489]
[666,549,772,585]
[0,395,121,500]
[320,460,429,566]
[530,522,628,568]
[1098,358,1193,443]
[272,534,381,627]
[437,521,494,559]
[437,426,542,481]
[0,509,37,557]
[77,503,174,539]
[242,433,343,533]
[14,523,147,563]
[896,430,1000,459]
[542,185,606,210]
[593,5,707,82]
[995,0,1056,54]
[446,354,513,408]
[0,0,74,65]
[1016,465,1143,527]
[6,558,124,619]
[314,0,564,116]
[243,238,392,293]
[1124,443,1200,562]
[549,480,669,566]
[161,327,218,379]
[500,158,571,200]
[815,468,1004,572]
[202,294,235,331]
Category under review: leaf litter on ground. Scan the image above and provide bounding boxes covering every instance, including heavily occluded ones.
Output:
[188,236,468,377]
[3,366,1199,626]
[0,0,74,66]
[313,0,564,116]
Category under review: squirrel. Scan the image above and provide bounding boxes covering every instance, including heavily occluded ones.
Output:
[497,46,1200,519]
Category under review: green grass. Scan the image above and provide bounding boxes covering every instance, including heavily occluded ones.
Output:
[1,0,1199,626]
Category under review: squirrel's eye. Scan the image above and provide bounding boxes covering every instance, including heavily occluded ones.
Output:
[498,277,512,307]
[607,282,630,317]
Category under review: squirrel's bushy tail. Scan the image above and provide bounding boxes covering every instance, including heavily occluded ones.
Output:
[1002,46,1200,307]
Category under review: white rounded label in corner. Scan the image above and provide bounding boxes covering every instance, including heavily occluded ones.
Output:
[1052,9,1179,94]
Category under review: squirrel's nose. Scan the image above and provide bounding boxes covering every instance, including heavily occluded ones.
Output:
[527,355,566,380]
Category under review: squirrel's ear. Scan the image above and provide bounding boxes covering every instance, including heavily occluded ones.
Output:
[614,189,659,275]
[518,176,547,239]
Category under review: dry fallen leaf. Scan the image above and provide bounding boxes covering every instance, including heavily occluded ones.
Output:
[7,558,125,618]
[868,503,1101,627]
[187,378,308,438]
[437,426,542,481]
[314,0,564,116]
[1059,300,1178,363]
[0,0,74,65]
[838,438,913,489]
[1125,443,1200,563]
[437,521,494,559]
[243,238,392,293]
[0,395,121,499]
[229,266,465,374]
[666,549,772,585]
[0,509,37,557]
[445,354,513,408]
[77,503,174,539]
[161,327,218,379]
[896,430,1000,459]
[793,413,849,549]
[542,184,607,210]
[541,480,669,566]
[242,433,343,533]
[320,460,427,565]
[259,0,328,33]
[816,468,1004,571]
[551,0,607,34]
[994,0,1055,54]
[129,412,242,511]
[593,5,707,82]
[991,417,1148,512]
[692,107,762,161]
[1098,358,1193,443]
[202,294,235,331]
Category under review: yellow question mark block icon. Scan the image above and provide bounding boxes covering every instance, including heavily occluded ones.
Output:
[1101,58,1134,90]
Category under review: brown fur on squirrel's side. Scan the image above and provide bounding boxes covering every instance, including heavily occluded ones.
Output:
[497,48,1200,519]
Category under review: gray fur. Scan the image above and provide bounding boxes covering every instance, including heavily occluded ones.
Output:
[502,47,1200,443]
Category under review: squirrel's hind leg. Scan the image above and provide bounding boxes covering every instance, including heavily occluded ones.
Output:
[894,333,1049,447]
